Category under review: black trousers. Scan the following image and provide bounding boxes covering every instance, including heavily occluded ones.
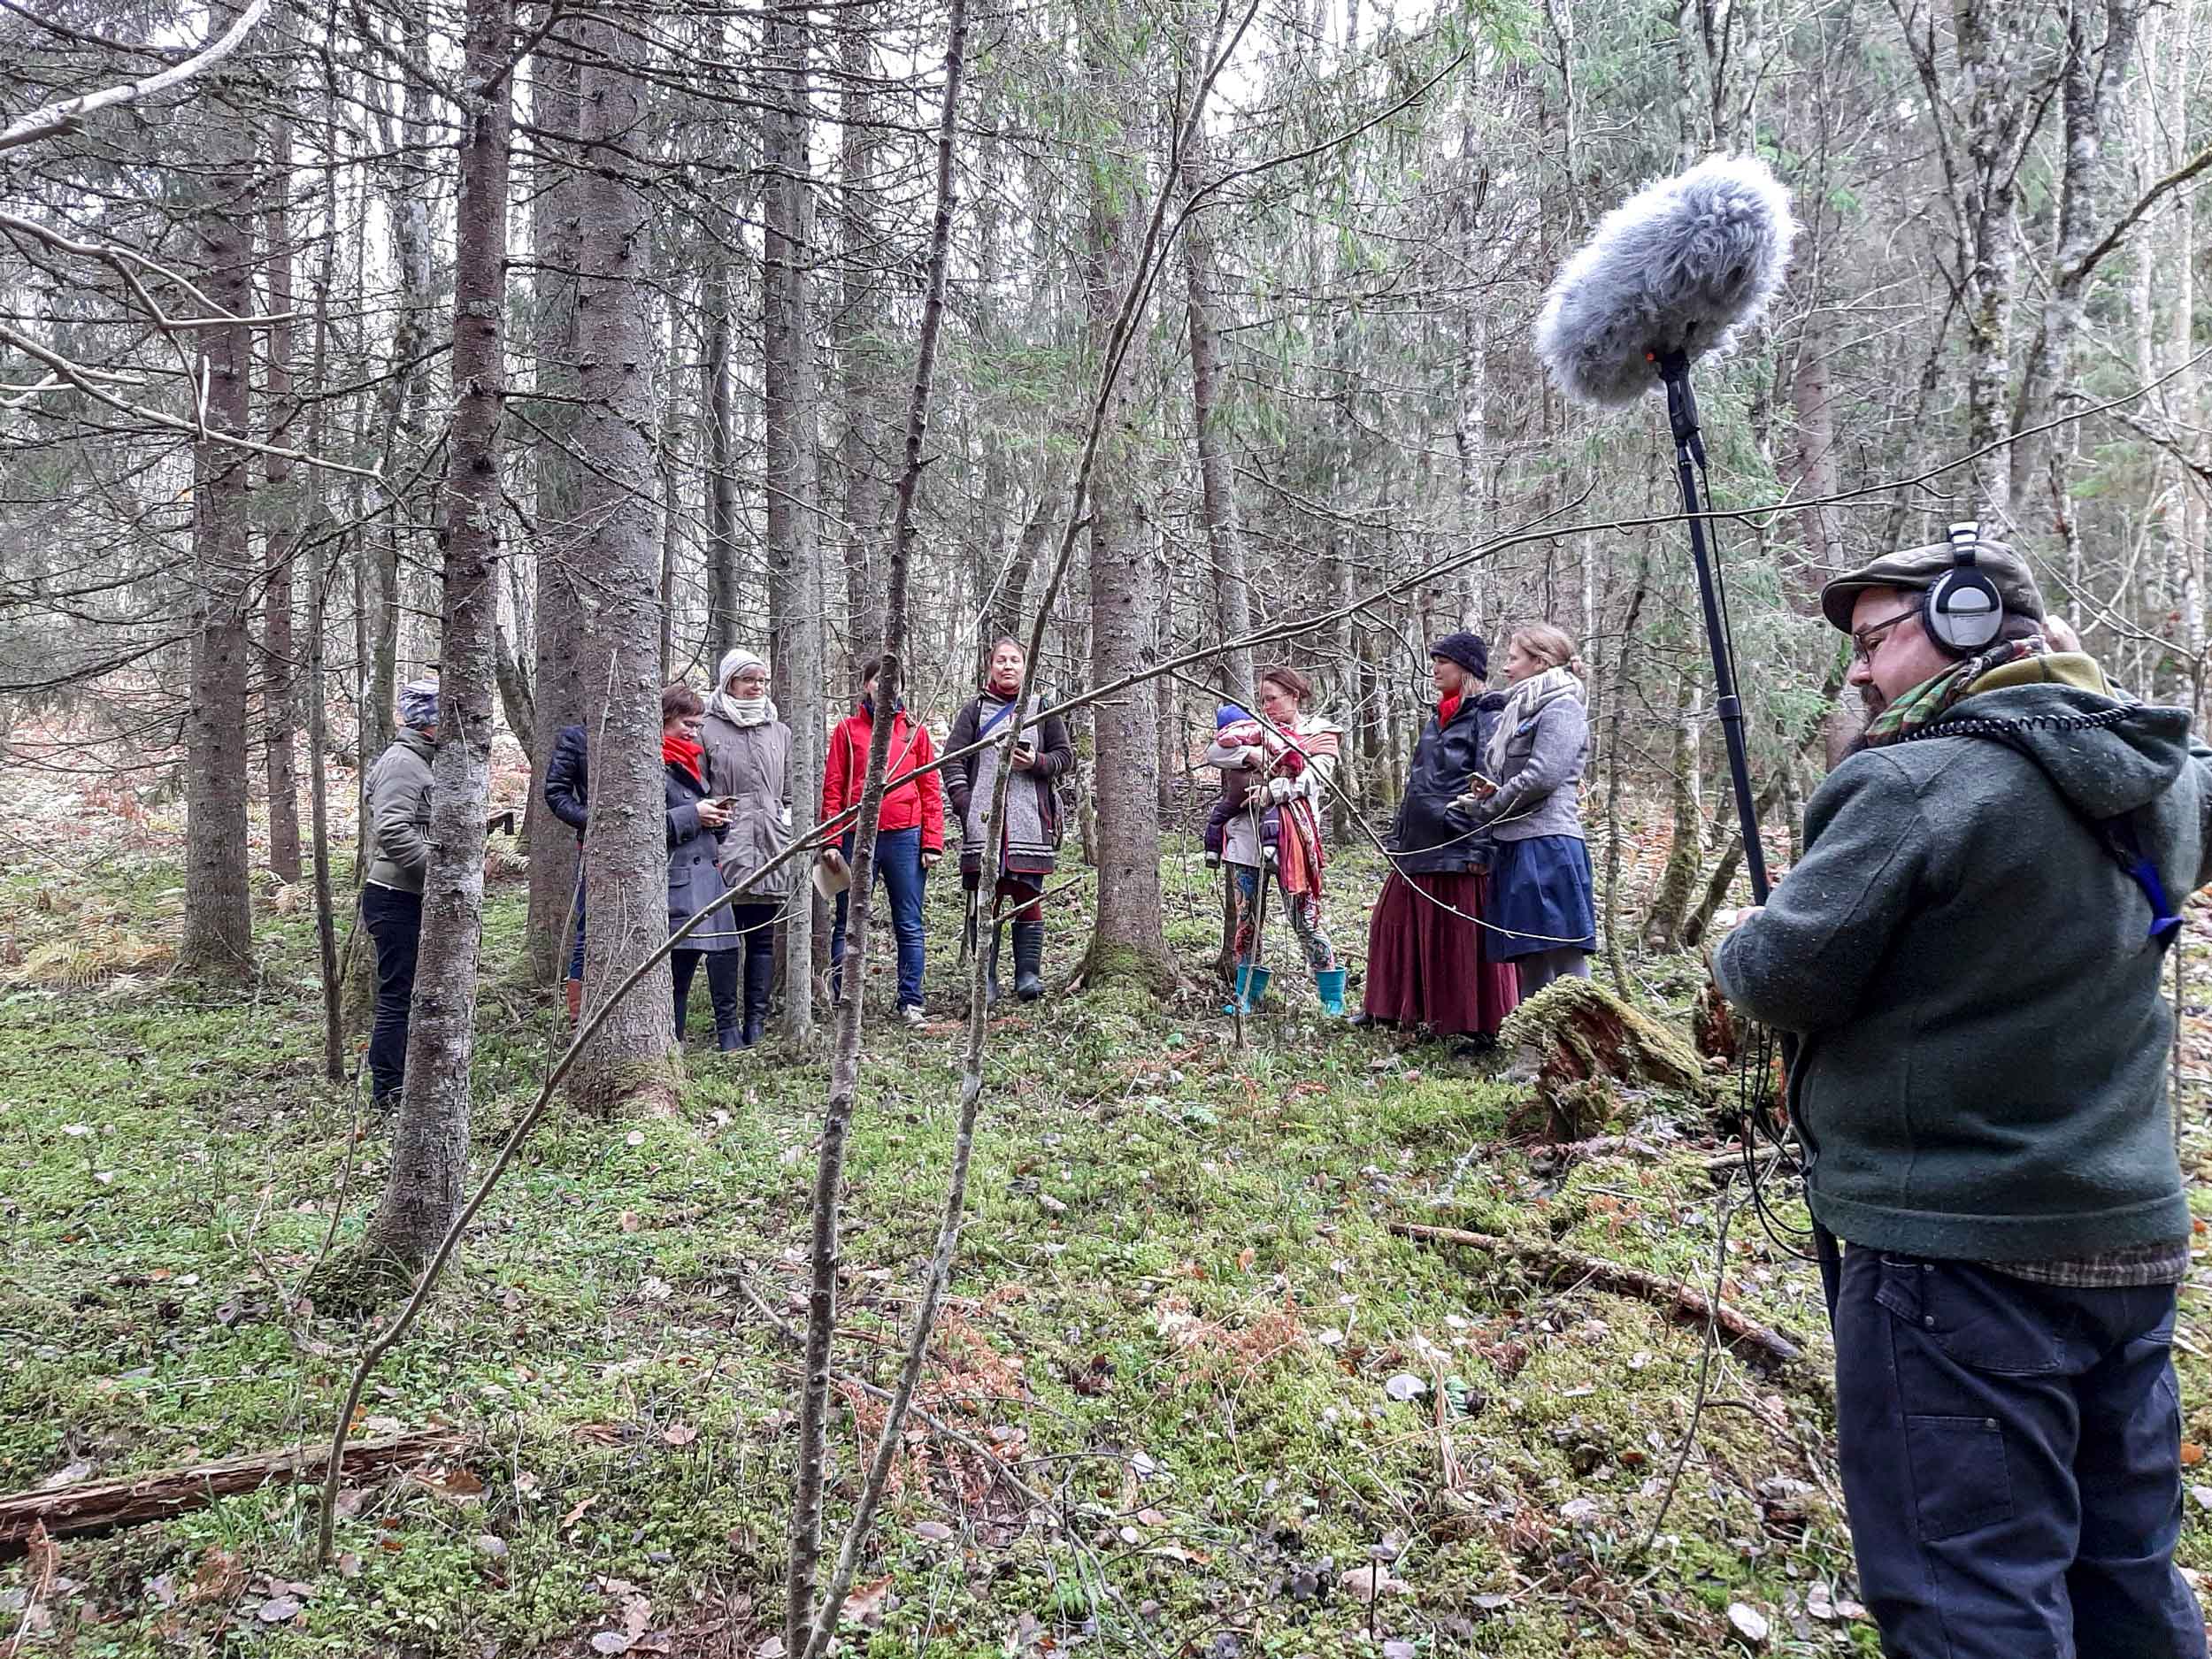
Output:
[670,948,741,1041]
[1834,1248,2205,1658]
[360,883,422,1103]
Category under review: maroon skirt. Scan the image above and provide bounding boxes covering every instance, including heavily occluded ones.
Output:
[1362,870,1521,1037]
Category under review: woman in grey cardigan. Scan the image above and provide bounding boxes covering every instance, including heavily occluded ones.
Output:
[699,649,795,1047]
[1457,623,1595,993]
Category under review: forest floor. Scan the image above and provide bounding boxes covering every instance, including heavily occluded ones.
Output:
[6,794,2212,1657]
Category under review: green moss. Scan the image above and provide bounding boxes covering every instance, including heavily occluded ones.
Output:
[4,836,2185,1656]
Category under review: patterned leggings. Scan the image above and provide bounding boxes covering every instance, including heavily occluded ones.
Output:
[1232,864,1336,973]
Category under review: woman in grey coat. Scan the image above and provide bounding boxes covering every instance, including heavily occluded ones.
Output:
[699,649,795,1047]
[661,682,741,1048]
[1457,622,1596,994]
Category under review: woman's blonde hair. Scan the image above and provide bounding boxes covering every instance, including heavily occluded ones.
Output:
[1509,622,1586,680]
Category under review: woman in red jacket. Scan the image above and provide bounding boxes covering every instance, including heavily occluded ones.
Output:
[821,657,944,1026]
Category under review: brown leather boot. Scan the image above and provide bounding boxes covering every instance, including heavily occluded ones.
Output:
[565,979,582,1022]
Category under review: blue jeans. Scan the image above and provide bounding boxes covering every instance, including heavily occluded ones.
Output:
[1834,1249,2205,1658]
[831,826,926,1010]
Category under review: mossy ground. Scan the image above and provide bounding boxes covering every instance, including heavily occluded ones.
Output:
[4,834,2211,1656]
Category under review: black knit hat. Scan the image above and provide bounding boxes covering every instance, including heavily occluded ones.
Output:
[1429,631,1489,681]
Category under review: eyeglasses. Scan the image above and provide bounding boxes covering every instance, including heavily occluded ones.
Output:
[1850,606,1921,667]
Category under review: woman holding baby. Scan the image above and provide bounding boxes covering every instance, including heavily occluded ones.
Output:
[1202,665,1348,1018]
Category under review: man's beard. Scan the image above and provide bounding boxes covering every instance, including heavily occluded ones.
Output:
[1860,685,1889,720]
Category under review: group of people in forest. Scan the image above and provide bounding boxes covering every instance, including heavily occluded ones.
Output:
[354,527,2212,1659]
[356,620,1590,1102]
[357,637,1079,1101]
[1207,624,1596,1048]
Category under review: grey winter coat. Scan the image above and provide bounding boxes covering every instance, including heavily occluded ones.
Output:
[665,757,734,950]
[699,712,796,946]
[365,729,435,893]
[1469,692,1587,843]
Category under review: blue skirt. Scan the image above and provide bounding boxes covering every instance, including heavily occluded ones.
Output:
[1485,834,1596,962]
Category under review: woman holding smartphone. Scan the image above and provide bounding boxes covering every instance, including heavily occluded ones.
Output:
[945,637,1075,1004]
[698,649,795,1047]
[1360,634,1520,1048]
[1455,622,1595,994]
[662,682,743,1048]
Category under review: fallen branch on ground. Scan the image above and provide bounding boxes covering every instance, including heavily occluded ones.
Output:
[0,1431,462,1553]
[1389,1221,1803,1371]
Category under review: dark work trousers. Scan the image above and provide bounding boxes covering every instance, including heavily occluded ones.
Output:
[567,860,586,981]
[670,948,741,1042]
[361,881,422,1105]
[1833,1248,2206,1659]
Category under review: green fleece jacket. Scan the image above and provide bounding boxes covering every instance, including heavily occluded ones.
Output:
[1714,657,2212,1261]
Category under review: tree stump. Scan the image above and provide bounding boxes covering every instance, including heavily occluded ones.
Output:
[1693,971,1738,1064]
[1497,978,1713,1141]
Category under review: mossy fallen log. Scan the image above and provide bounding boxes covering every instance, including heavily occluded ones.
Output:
[1494,978,1715,1140]
[0,1431,463,1553]
[1390,1221,1803,1371]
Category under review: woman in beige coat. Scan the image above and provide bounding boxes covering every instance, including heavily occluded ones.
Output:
[697,649,796,1047]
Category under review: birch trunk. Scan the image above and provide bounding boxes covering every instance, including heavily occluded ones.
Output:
[835,9,890,672]
[1180,130,1253,696]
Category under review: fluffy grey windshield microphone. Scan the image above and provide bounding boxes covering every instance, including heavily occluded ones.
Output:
[1535,155,1797,408]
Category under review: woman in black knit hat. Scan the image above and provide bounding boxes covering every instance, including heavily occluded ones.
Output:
[1359,633,1520,1046]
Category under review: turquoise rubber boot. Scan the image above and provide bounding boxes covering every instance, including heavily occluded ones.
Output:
[1314,968,1348,1018]
[1222,963,1272,1016]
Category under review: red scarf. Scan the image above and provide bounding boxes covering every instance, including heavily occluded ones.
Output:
[1436,692,1463,726]
[663,732,704,786]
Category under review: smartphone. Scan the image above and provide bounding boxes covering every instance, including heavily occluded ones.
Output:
[712,795,737,810]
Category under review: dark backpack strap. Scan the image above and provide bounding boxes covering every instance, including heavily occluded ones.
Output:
[2103,815,2183,952]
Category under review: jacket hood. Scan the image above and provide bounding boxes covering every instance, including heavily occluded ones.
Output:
[1941,657,2192,820]
[396,727,435,762]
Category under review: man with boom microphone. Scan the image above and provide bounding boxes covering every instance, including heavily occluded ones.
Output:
[1713,529,2212,1656]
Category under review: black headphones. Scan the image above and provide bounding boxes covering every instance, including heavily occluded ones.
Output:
[1922,521,2005,657]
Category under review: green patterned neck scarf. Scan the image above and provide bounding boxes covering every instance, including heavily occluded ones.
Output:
[1862,636,2047,747]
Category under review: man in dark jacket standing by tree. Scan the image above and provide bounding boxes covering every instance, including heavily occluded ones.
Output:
[542,719,590,1021]
[1715,534,2212,1659]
